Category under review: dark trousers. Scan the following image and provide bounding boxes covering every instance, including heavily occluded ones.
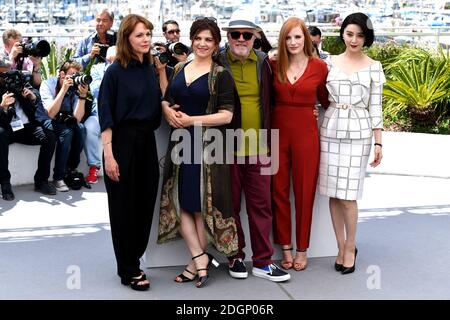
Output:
[0,123,56,184]
[103,123,160,281]
[229,156,273,268]
[42,120,85,180]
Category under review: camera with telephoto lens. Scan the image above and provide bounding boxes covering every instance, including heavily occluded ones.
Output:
[0,70,33,96]
[70,72,92,88]
[18,39,51,59]
[150,48,171,64]
[167,42,189,55]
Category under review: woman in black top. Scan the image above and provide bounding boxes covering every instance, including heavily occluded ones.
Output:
[98,14,165,291]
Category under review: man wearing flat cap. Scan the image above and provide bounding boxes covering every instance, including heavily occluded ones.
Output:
[218,14,290,283]
[0,54,57,201]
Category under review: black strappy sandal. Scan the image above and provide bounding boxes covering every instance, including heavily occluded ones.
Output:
[121,271,150,291]
[174,268,198,283]
[192,252,219,288]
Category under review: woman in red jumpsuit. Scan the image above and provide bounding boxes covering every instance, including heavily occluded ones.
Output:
[271,17,329,271]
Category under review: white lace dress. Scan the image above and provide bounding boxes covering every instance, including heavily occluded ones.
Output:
[318,60,386,200]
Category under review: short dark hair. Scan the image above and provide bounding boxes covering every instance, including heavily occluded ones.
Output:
[189,18,221,45]
[339,12,374,47]
[162,20,179,33]
[308,26,322,37]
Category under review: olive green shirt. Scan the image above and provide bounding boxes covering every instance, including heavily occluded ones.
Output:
[226,49,267,156]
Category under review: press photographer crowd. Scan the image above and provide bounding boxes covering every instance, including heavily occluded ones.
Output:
[0,8,276,202]
[0,7,199,201]
[1,8,113,200]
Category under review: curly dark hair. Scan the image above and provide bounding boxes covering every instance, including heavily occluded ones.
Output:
[189,18,221,45]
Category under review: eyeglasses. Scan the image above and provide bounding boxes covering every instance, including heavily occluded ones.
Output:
[195,16,217,23]
[167,29,180,35]
[229,31,254,41]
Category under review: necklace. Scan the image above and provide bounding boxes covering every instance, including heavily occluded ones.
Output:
[290,59,308,81]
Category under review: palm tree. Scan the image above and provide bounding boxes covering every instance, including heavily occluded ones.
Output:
[383,48,450,126]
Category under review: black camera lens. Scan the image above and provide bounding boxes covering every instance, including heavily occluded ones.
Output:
[253,38,262,50]
[168,42,189,55]
[158,52,171,64]
[97,44,109,59]
[71,73,92,86]
[151,49,170,65]
[21,40,51,58]
[0,70,32,96]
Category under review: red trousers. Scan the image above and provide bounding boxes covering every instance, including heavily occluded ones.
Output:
[229,156,273,267]
[272,106,319,250]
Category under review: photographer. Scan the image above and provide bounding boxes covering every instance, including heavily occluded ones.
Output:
[82,46,118,184]
[74,7,116,69]
[38,60,89,192]
[2,29,42,87]
[162,20,189,67]
[0,54,56,201]
[307,26,330,61]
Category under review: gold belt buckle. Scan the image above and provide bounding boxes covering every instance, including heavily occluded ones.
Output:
[341,104,349,110]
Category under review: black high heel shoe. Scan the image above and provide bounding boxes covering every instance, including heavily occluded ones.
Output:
[192,252,219,288]
[334,250,344,271]
[174,268,197,283]
[121,271,150,291]
[341,247,358,275]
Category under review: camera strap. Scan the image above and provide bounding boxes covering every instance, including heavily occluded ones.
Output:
[15,56,25,71]
[10,101,29,131]
[55,79,76,114]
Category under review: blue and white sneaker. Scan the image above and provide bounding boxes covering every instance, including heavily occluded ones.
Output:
[252,263,291,282]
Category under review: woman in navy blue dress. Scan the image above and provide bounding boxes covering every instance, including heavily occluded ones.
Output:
[158,18,239,288]
[171,66,208,214]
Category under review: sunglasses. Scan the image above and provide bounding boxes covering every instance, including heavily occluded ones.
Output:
[229,31,254,41]
[167,29,180,35]
[195,16,217,23]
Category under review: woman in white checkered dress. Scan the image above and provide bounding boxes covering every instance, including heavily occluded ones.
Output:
[318,13,385,274]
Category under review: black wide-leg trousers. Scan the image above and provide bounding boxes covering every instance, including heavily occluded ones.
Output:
[103,122,159,281]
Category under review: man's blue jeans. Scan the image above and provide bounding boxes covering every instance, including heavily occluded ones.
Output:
[42,119,85,181]
[80,115,101,169]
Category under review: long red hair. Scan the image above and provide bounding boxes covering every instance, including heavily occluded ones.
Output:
[277,17,314,83]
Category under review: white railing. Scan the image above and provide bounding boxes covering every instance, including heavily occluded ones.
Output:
[2,25,449,49]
